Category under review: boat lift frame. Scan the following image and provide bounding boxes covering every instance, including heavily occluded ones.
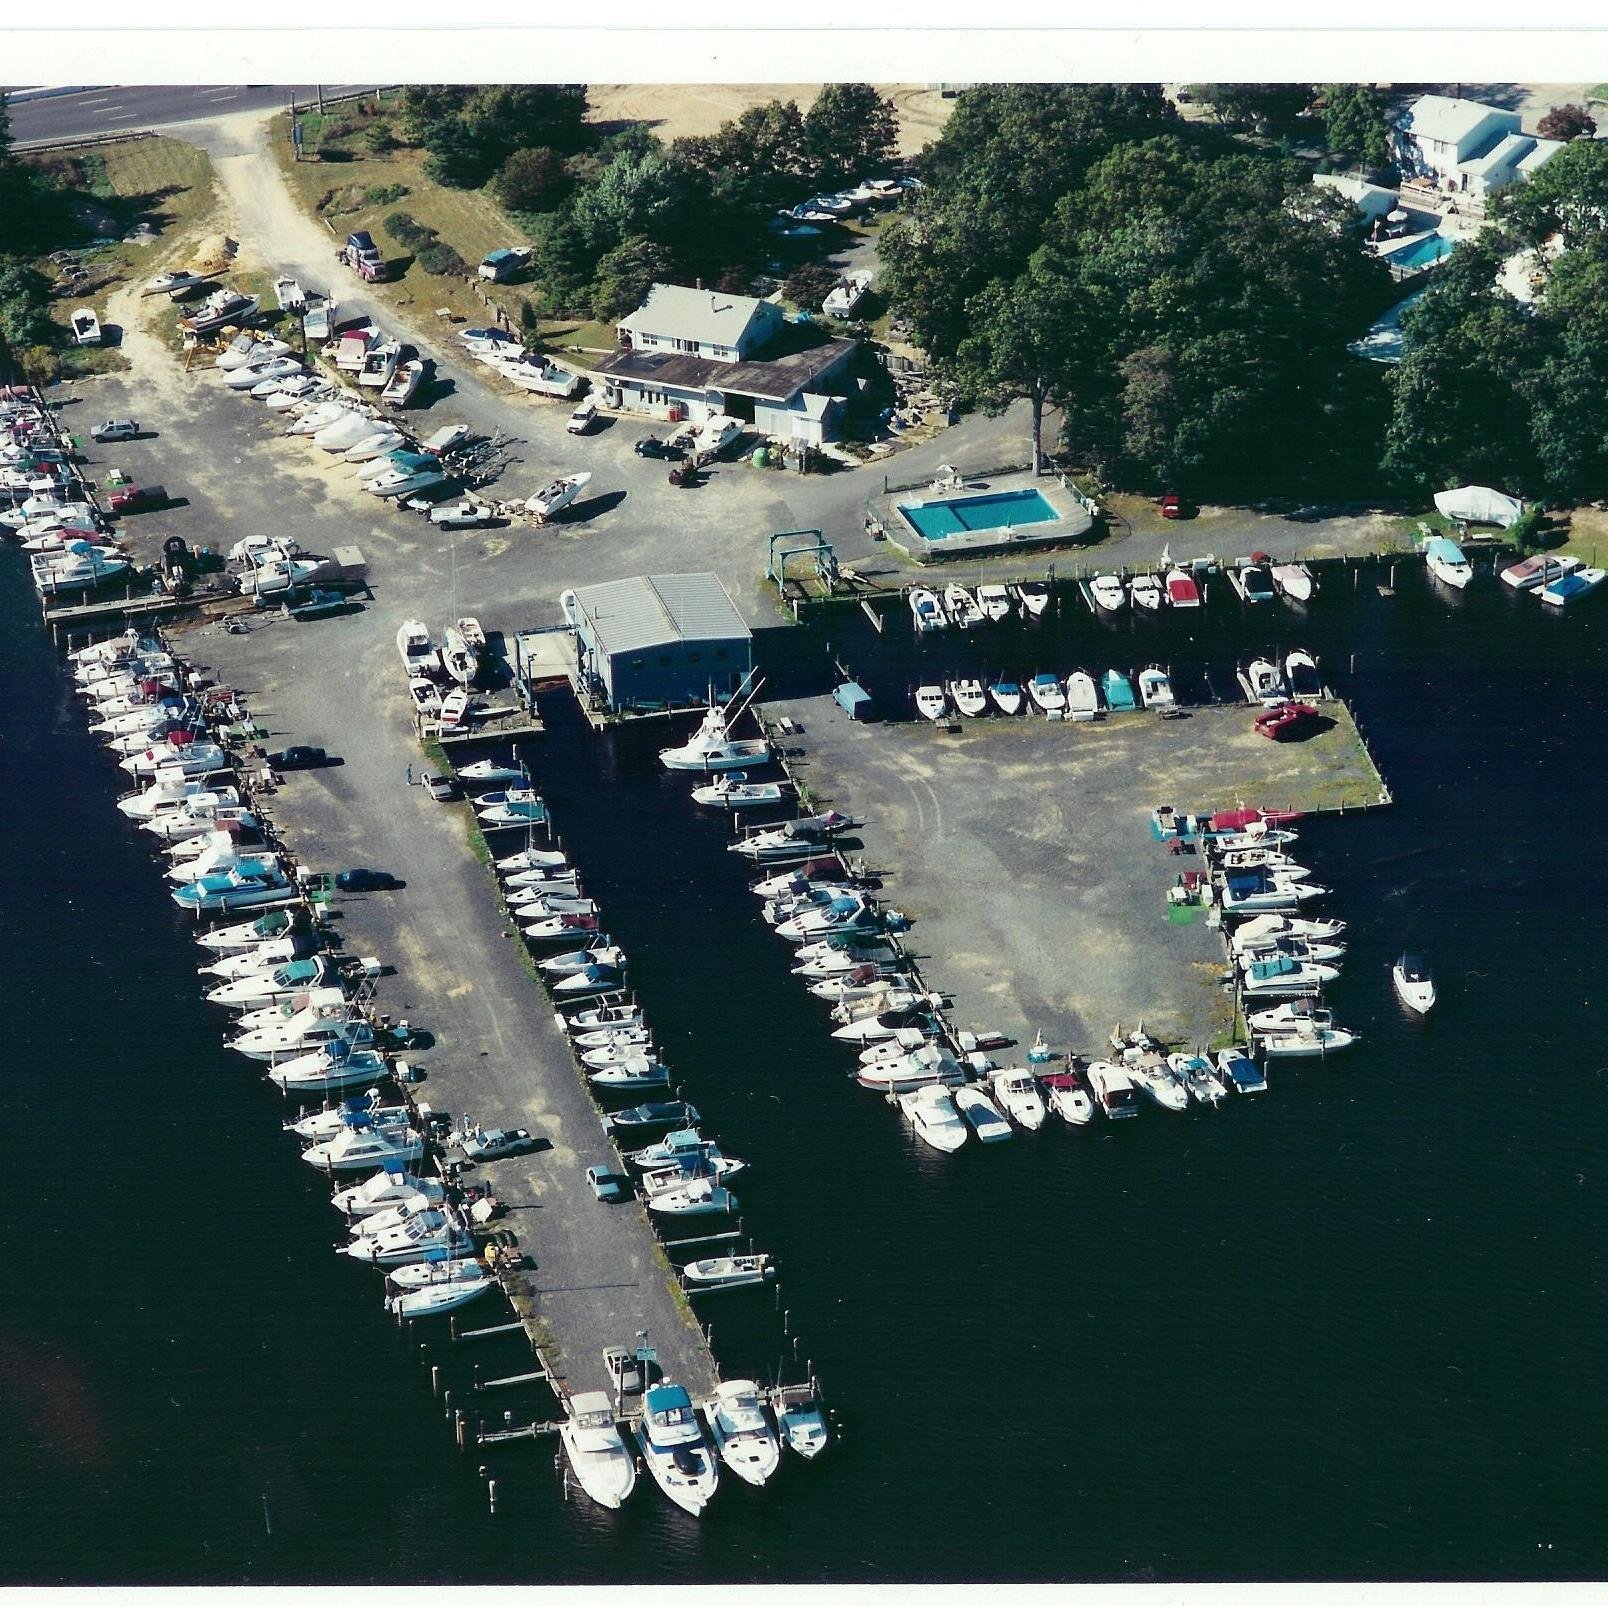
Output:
[767,529,839,597]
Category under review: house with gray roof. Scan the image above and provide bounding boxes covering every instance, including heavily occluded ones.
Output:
[1395,94,1562,201]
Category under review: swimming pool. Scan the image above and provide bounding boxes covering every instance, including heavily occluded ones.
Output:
[1385,232,1456,271]
[898,487,1061,541]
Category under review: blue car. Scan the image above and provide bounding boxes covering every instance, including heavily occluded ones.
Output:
[586,1165,630,1202]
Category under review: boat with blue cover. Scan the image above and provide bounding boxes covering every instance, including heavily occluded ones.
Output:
[634,1384,720,1515]
[1102,670,1137,712]
[1540,566,1605,608]
[172,857,293,913]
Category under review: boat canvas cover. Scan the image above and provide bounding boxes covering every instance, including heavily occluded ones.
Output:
[1433,484,1522,528]
[1424,536,1468,566]
[1248,954,1300,981]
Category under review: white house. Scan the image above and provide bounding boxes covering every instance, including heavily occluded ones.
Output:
[1394,94,1562,201]
[593,282,858,447]
[1313,173,1399,223]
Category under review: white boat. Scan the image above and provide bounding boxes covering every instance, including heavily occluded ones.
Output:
[587,1053,668,1089]
[658,705,769,773]
[1130,573,1164,611]
[908,587,945,632]
[313,412,378,452]
[991,1068,1047,1129]
[460,760,524,787]
[1502,552,1581,592]
[172,858,292,914]
[1240,952,1339,996]
[330,1166,444,1218]
[266,376,327,411]
[1246,998,1342,1037]
[690,773,785,808]
[1027,673,1066,716]
[225,356,302,391]
[1015,581,1051,618]
[69,307,102,346]
[954,1084,1013,1142]
[702,1381,782,1487]
[340,1205,470,1264]
[1168,1051,1228,1105]
[232,1000,369,1062]
[286,400,350,436]
[381,358,425,407]
[1228,914,1344,953]
[216,334,288,371]
[1089,574,1126,613]
[948,678,987,717]
[914,684,948,722]
[305,1120,426,1177]
[540,944,625,978]
[1214,1048,1267,1093]
[1392,953,1436,1014]
[1257,1024,1358,1059]
[1540,567,1607,608]
[1065,671,1098,722]
[499,353,582,398]
[268,1043,391,1095]
[342,429,407,463]
[198,933,308,979]
[1424,536,1472,589]
[196,907,306,952]
[206,956,334,1009]
[287,1097,410,1144]
[648,1178,736,1216]
[1041,1071,1094,1126]
[1138,667,1175,710]
[1271,562,1314,603]
[1284,650,1323,699]
[238,556,326,598]
[975,582,1013,622]
[440,624,481,687]
[357,339,403,389]
[987,679,1023,715]
[396,619,438,678]
[1219,873,1328,913]
[32,548,130,594]
[634,1384,719,1515]
[366,457,447,498]
[898,1083,969,1152]
[560,1392,636,1509]
[1237,658,1285,703]
[525,471,591,523]
[682,1254,775,1292]
[273,275,306,313]
[1087,1061,1141,1118]
[386,1278,493,1319]
[942,584,984,628]
[1127,1053,1190,1111]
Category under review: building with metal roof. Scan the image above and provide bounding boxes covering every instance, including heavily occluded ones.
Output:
[560,573,754,713]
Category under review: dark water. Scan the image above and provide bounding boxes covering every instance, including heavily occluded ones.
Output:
[4,544,1608,1583]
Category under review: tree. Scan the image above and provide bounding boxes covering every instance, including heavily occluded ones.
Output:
[495,146,569,213]
[0,258,55,351]
[421,116,496,189]
[569,148,680,256]
[1494,137,1608,249]
[463,85,589,159]
[1538,103,1597,142]
[802,83,898,186]
[397,86,470,145]
[591,236,678,320]
[1321,84,1391,169]
[1186,84,1313,131]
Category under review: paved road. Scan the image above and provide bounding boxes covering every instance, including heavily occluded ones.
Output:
[5,84,384,146]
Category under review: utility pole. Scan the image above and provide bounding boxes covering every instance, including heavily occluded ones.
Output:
[316,84,325,115]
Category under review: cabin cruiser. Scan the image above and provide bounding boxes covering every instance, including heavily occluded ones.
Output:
[942,584,984,628]
[286,1094,410,1144]
[206,955,334,1009]
[1215,847,1310,878]
[702,1381,782,1487]
[32,547,131,594]
[954,1084,1013,1142]
[1271,562,1314,603]
[1257,1022,1358,1058]
[898,1084,969,1151]
[225,355,303,392]
[357,339,403,390]
[216,334,290,372]
[172,857,292,914]
[730,811,856,863]
[306,1117,426,1176]
[948,678,988,718]
[1540,567,1607,608]
[458,760,525,788]
[635,1384,719,1515]
[1392,953,1436,1014]
[386,1259,489,1295]
[1240,952,1339,996]
[1424,535,1472,589]
[342,428,407,463]
[1125,1052,1189,1111]
[314,412,381,453]
[588,1054,670,1091]
[560,1392,636,1509]
[856,1040,965,1093]
[525,471,591,523]
[987,679,1023,715]
[914,684,948,722]
[340,1204,470,1264]
[268,1042,391,1095]
[908,587,945,632]
[396,619,438,678]
[233,1000,371,1062]
[552,964,624,998]
[1087,1060,1141,1118]
[120,736,229,779]
[386,1274,494,1319]
[778,894,879,944]
[991,1068,1047,1129]
[647,1177,736,1216]
[682,1253,774,1292]
[195,907,305,953]
[1027,673,1066,716]
[366,453,448,498]
[975,582,1013,622]
[1138,667,1175,710]
[1040,1068,1094,1125]
[1168,1052,1228,1105]
[1214,1047,1267,1093]
[1130,572,1164,611]
[1065,671,1099,722]
[497,352,582,398]
[198,932,314,979]
[1502,552,1581,592]
[1228,913,1344,954]
[566,1001,646,1036]
[1218,871,1328,914]
[690,773,785,809]
[659,705,769,773]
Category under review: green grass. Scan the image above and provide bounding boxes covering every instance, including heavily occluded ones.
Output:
[1387,509,1454,544]
[537,316,614,352]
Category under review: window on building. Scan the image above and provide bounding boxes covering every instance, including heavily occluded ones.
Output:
[714,647,728,660]
[688,651,701,664]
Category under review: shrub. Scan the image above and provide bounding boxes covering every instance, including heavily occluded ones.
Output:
[365,183,409,205]
[417,243,467,277]
[494,145,568,213]
[363,123,400,157]
[384,210,438,252]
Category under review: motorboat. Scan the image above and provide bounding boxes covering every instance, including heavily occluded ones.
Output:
[1424,535,1472,589]
[1392,953,1436,1013]
[607,1098,697,1132]
[505,877,583,907]
[648,1177,736,1216]
[1039,1069,1094,1125]
[975,582,1013,622]
[1014,581,1051,619]
[948,678,987,718]
[1164,568,1202,608]
[1027,673,1066,716]
[225,355,302,391]
[1228,913,1344,954]
[1101,670,1137,712]
[634,1384,719,1515]
[729,811,857,863]
[1168,1052,1228,1105]
[31,547,131,594]
[233,1002,371,1062]
[306,1118,426,1176]
[1234,562,1277,604]
[1214,1047,1267,1093]
[1215,846,1310,878]
[341,1205,471,1264]
[780,895,879,943]
[386,1276,494,1319]
[1271,562,1314,603]
[856,1041,965,1093]
[312,411,380,453]
[702,1381,781,1487]
[459,760,523,787]
[942,584,984,628]
[270,381,328,415]
[560,1392,636,1510]
[69,307,102,346]
[540,943,625,978]
[268,1042,392,1095]
[1285,650,1323,698]
[440,624,481,687]
[286,400,350,436]
[366,455,448,498]
[381,358,425,407]
[954,1084,1012,1142]
[216,334,289,371]
[479,797,549,830]
[897,1084,969,1151]
[1540,567,1606,608]
[908,587,945,632]
[121,736,229,778]
[552,964,624,998]
[273,274,306,313]
[458,326,520,357]
[1246,997,1340,1036]
[1257,1023,1358,1058]
[357,339,403,389]
[1218,871,1328,913]
[206,955,333,1009]
[914,684,948,722]
[287,1094,410,1144]
[1502,552,1581,592]
[199,932,313,979]
[991,1068,1047,1129]
[522,911,601,943]
[682,1254,774,1292]
[1127,1053,1190,1111]
[1088,573,1126,613]
[1138,667,1175,710]
[1065,671,1099,722]
[1130,573,1163,611]
[148,268,211,297]
[1086,1060,1141,1118]
[396,619,438,677]
[196,907,305,952]
[659,705,769,773]
[987,679,1023,715]
[342,428,407,463]
[525,472,591,523]
[624,1127,721,1171]
[172,858,293,914]
[498,352,582,398]
[1237,658,1285,703]
[690,773,785,809]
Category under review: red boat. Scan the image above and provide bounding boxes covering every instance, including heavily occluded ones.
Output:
[1165,568,1201,607]
[1208,805,1302,832]
[1254,701,1323,741]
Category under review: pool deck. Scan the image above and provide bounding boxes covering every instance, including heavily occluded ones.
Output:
[873,468,1096,564]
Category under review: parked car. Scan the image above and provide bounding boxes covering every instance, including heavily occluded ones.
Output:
[586,1165,630,1202]
[457,1126,537,1161]
[1159,493,1195,520]
[92,418,140,442]
[107,483,167,514]
[424,771,460,801]
[333,867,399,892]
[266,745,327,770]
[603,1345,646,1395]
[633,435,684,461]
[428,498,495,529]
[566,395,598,435]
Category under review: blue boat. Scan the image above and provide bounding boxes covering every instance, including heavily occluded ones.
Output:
[1102,669,1137,712]
[1540,566,1605,608]
[173,857,293,912]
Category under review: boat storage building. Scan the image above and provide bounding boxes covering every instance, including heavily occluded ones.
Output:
[561,572,753,713]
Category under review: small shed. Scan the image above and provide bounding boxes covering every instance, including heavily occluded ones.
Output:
[561,572,753,713]
[833,681,875,721]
